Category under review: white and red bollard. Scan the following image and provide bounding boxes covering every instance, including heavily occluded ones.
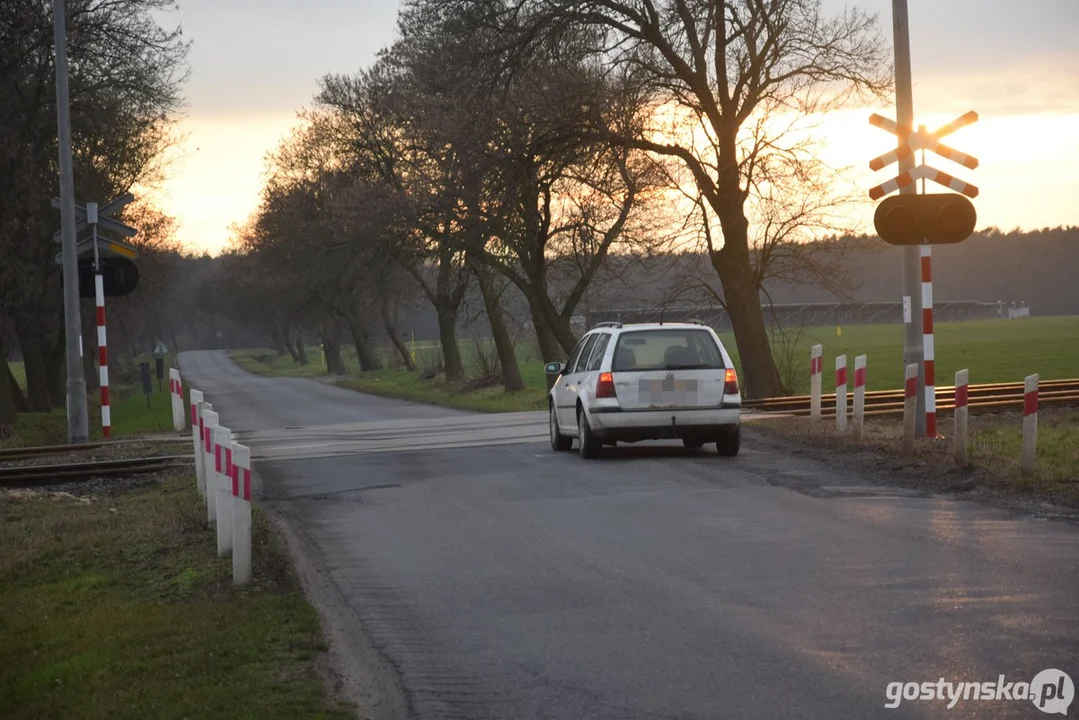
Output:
[231,442,253,585]
[214,425,234,556]
[852,355,867,440]
[954,369,969,465]
[921,246,937,438]
[169,369,185,432]
[1021,374,1039,475]
[95,274,111,438]
[167,369,175,425]
[835,355,848,432]
[903,363,918,455]
[190,389,204,496]
[201,407,218,523]
[810,344,823,425]
[171,369,186,431]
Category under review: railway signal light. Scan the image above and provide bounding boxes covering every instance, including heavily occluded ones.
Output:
[66,257,140,298]
[873,193,977,246]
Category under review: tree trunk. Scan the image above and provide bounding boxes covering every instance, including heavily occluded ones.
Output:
[321,324,348,375]
[0,355,18,430]
[527,297,565,363]
[473,263,524,392]
[81,316,99,392]
[19,336,51,412]
[283,331,300,362]
[269,325,287,356]
[436,307,464,381]
[712,248,783,399]
[4,359,29,413]
[379,297,414,371]
[44,346,64,409]
[343,313,384,372]
[324,340,346,375]
[187,319,200,350]
[539,296,577,355]
[294,330,309,364]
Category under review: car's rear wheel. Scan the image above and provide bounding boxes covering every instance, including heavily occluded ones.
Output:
[550,403,573,451]
[578,408,602,459]
[716,425,741,457]
[682,438,704,449]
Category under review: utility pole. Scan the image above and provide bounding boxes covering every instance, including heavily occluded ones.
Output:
[892,0,927,437]
[52,0,90,443]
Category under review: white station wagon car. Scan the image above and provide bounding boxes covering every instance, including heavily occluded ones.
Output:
[546,321,742,458]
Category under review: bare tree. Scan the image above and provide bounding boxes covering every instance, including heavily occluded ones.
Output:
[370,3,676,364]
[318,66,474,380]
[458,0,889,397]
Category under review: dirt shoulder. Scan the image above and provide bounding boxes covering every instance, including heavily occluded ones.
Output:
[747,408,1079,518]
[259,495,411,720]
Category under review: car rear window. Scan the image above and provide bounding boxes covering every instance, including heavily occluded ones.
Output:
[611,329,724,371]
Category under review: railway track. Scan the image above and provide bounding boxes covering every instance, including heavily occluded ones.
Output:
[744,378,1079,417]
[0,437,187,463]
[0,455,192,487]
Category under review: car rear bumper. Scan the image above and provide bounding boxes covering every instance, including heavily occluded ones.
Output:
[587,406,740,440]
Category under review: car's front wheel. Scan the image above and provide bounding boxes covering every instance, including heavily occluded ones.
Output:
[716,425,741,457]
[550,403,573,451]
[578,408,602,459]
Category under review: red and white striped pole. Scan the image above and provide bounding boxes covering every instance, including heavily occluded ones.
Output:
[903,363,918,455]
[169,369,177,428]
[231,442,253,585]
[170,369,185,431]
[835,355,848,432]
[954,369,969,465]
[202,408,218,523]
[214,424,233,557]
[852,354,867,440]
[190,389,205,496]
[1021,374,1039,475]
[920,246,936,438]
[810,344,823,425]
[95,273,110,438]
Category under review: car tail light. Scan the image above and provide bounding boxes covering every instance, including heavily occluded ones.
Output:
[596,372,616,398]
[724,368,739,395]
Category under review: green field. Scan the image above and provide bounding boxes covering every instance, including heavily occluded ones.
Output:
[231,317,1079,411]
[745,316,1079,395]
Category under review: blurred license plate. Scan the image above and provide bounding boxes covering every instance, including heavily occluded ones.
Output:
[639,378,698,405]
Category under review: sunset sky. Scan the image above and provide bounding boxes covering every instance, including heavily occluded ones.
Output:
[153,0,1079,255]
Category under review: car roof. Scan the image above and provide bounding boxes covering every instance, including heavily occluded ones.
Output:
[590,322,713,332]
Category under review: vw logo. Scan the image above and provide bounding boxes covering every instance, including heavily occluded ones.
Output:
[665,372,675,380]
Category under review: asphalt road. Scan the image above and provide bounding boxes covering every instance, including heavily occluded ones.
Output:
[180,350,1079,720]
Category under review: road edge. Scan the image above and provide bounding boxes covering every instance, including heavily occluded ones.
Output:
[260,497,412,720]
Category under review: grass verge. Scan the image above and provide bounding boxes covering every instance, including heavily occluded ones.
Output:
[3,354,183,448]
[338,371,547,413]
[753,409,1079,508]
[0,474,353,719]
[232,348,549,413]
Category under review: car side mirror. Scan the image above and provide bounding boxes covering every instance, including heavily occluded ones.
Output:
[544,361,564,375]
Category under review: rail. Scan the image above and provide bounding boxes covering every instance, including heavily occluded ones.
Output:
[744,378,1079,417]
[0,455,192,487]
